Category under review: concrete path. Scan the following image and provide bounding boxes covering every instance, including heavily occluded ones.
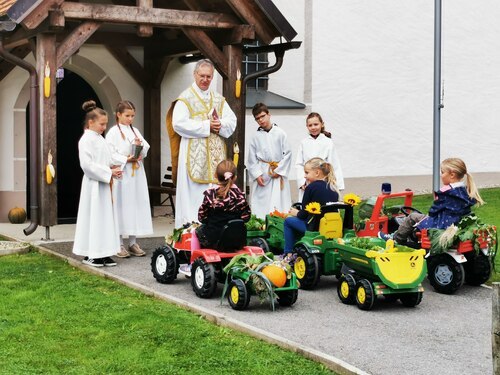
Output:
[0,218,493,375]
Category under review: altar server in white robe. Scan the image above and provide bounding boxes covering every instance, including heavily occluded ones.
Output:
[247,103,292,219]
[295,112,344,201]
[73,101,126,267]
[171,59,237,228]
[106,100,153,258]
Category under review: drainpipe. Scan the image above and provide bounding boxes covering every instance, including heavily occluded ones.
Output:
[0,36,40,235]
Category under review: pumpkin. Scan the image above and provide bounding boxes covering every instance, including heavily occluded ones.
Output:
[261,264,287,288]
[8,207,27,224]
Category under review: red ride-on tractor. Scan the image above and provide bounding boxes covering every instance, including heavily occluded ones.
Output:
[151,220,265,298]
[364,190,497,294]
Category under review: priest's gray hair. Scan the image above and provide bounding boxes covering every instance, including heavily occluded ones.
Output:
[194,59,214,73]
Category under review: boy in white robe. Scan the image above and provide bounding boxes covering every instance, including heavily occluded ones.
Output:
[247,103,292,219]
[73,101,126,267]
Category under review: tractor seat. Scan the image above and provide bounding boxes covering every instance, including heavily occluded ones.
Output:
[215,219,247,252]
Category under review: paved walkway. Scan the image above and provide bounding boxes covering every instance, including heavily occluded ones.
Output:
[0,216,493,375]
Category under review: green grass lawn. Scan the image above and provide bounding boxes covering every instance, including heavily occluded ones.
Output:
[0,252,334,375]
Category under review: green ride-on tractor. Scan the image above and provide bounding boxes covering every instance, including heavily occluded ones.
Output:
[291,202,427,310]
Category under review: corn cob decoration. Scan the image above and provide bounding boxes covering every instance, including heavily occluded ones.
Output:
[44,62,51,98]
[233,142,239,167]
[235,69,241,98]
[46,149,55,184]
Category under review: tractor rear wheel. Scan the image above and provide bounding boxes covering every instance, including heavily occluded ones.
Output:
[151,245,177,284]
[292,244,321,290]
[276,289,298,307]
[337,274,356,305]
[227,279,250,310]
[464,253,491,286]
[248,237,270,253]
[191,258,217,298]
[427,254,464,294]
[355,279,375,311]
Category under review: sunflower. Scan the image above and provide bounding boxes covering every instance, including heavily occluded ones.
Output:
[343,193,362,206]
[305,202,321,214]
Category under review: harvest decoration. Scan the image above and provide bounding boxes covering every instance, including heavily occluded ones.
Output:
[222,252,293,310]
[245,214,265,231]
[44,62,51,98]
[235,69,242,98]
[270,209,287,218]
[166,222,199,244]
[343,193,362,206]
[233,142,239,167]
[8,207,27,224]
[304,202,321,215]
[46,150,55,184]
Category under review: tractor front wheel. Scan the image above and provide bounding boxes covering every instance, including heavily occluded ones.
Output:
[355,279,375,311]
[292,244,321,290]
[227,279,250,310]
[151,245,177,284]
[191,258,217,298]
[337,274,356,305]
[464,253,492,286]
[427,254,464,294]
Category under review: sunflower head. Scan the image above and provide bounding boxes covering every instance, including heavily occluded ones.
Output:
[305,202,321,214]
[343,193,362,206]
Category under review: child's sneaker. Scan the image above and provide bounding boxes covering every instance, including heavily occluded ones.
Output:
[178,264,192,278]
[102,257,117,267]
[378,231,393,241]
[82,257,104,267]
[116,245,130,258]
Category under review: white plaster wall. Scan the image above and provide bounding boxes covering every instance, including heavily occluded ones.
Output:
[0,61,31,190]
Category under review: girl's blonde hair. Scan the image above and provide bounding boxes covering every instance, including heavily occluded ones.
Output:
[305,157,338,192]
[441,157,484,205]
[215,160,237,199]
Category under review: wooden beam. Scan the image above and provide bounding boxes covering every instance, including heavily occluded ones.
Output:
[21,0,65,30]
[36,33,58,227]
[224,0,276,44]
[182,27,228,78]
[56,21,100,68]
[224,25,255,45]
[0,45,31,81]
[61,2,240,29]
[48,9,65,30]
[105,45,147,88]
[136,0,153,37]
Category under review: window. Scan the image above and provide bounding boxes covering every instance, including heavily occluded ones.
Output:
[243,41,269,90]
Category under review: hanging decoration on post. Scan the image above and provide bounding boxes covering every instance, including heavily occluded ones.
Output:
[44,62,51,98]
[233,142,239,167]
[46,149,55,184]
[235,69,241,98]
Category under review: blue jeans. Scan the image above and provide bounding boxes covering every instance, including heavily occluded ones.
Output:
[283,216,306,254]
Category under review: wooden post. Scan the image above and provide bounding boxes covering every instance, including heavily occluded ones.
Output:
[36,33,58,227]
[493,282,500,374]
[222,44,244,190]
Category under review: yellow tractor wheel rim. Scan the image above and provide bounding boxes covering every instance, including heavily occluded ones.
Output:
[230,286,239,304]
[340,281,350,299]
[294,257,306,279]
[357,287,366,304]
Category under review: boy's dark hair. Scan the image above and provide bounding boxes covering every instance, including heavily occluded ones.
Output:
[252,102,269,117]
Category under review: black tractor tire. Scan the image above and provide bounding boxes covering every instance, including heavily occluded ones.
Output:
[355,279,375,311]
[248,237,270,253]
[337,274,357,305]
[292,244,322,290]
[151,245,177,284]
[464,253,492,286]
[191,258,217,298]
[399,292,423,307]
[227,279,250,310]
[427,254,465,294]
[276,289,298,307]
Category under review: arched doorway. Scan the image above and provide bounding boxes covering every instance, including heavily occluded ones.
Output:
[56,69,102,224]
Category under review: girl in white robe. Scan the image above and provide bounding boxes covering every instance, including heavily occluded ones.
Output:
[73,101,125,267]
[247,103,292,219]
[295,112,344,202]
[106,100,153,257]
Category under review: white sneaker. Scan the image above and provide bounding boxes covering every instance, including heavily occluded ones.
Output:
[178,264,192,278]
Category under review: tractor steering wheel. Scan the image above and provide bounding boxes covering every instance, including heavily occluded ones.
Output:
[399,206,423,216]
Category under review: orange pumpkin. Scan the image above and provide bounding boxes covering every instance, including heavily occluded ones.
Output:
[261,264,287,288]
[8,207,27,224]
